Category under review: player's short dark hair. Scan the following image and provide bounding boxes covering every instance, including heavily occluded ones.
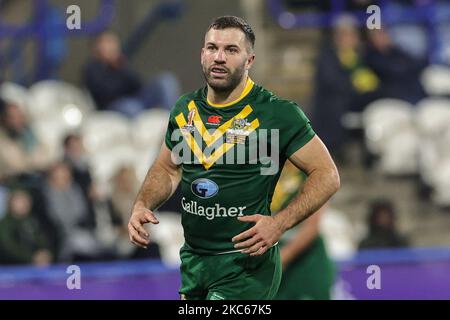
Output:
[207,16,255,50]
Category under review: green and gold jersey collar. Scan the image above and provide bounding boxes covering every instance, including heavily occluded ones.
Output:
[203,77,255,108]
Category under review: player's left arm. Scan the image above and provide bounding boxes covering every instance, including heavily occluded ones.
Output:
[233,135,340,256]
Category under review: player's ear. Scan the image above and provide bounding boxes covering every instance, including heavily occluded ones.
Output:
[246,53,255,70]
[200,47,205,63]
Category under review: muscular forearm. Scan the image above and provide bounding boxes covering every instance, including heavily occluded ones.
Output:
[274,168,339,233]
[134,162,179,210]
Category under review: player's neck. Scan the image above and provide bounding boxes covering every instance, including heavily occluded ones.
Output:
[207,75,249,106]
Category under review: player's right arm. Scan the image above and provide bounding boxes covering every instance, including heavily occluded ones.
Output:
[128,143,181,248]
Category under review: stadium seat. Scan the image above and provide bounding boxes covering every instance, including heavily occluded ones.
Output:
[416,98,450,136]
[88,144,138,195]
[420,65,450,96]
[81,111,131,154]
[419,139,441,187]
[32,117,71,162]
[389,24,428,60]
[147,211,184,267]
[420,123,450,188]
[431,156,450,207]
[0,82,29,110]
[131,108,170,149]
[362,99,415,156]
[362,99,419,175]
[27,80,94,122]
[380,126,420,175]
[415,98,450,184]
[133,148,159,183]
[319,207,358,261]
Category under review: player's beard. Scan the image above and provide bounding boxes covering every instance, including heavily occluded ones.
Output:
[202,61,246,93]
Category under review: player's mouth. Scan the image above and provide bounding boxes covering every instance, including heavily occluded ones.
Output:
[210,66,228,78]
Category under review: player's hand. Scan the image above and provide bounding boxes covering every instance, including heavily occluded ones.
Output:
[128,204,159,248]
[232,214,283,256]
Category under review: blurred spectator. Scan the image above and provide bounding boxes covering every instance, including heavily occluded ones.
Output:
[84,31,142,113]
[63,133,93,197]
[43,161,108,262]
[83,31,180,117]
[110,166,139,225]
[110,165,160,259]
[365,28,427,104]
[62,133,98,229]
[312,15,379,156]
[272,162,336,300]
[0,189,53,266]
[359,199,409,249]
[0,98,51,179]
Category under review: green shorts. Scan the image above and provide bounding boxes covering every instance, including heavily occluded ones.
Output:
[275,236,336,300]
[179,245,282,300]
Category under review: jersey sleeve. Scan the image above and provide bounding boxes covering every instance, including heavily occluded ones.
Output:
[164,95,187,151]
[279,101,316,158]
[164,113,177,151]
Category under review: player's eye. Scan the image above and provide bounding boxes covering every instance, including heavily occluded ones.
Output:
[227,48,238,54]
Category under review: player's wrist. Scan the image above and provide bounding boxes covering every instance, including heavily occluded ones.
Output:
[133,200,148,211]
[273,213,289,234]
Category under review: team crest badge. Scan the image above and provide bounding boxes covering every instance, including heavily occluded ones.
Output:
[226,118,251,144]
[181,109,196,133]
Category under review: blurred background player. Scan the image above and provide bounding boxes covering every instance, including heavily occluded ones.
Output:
[271,161,336,300]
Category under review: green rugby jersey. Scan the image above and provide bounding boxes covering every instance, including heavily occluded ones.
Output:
[164,77,315,254]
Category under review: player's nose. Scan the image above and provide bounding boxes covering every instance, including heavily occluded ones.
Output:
[214,48,226,63]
